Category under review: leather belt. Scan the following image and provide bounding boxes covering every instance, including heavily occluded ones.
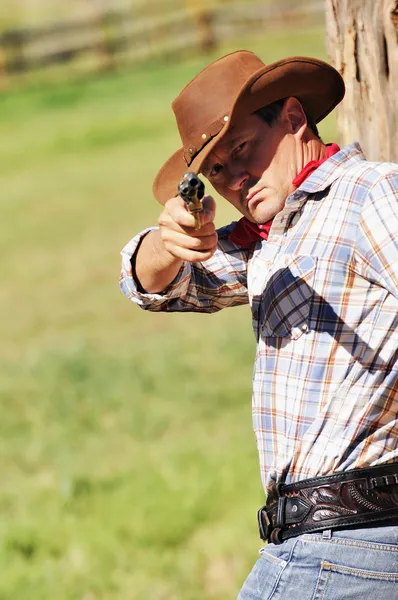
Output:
[258,462,398,545]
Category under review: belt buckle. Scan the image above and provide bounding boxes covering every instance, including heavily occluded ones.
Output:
[258,504,284,545]
[257,505,271,542]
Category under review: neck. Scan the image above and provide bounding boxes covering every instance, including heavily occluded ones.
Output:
[295,137,326,176]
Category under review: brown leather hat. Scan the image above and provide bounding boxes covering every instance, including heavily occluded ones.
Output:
[153,50,345,205]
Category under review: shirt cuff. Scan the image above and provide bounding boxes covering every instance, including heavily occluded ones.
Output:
[119,227,191,308]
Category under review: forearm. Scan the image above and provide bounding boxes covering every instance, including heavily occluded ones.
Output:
[120,196,249,311]
[120,222,250,313]
[133,228,184,293]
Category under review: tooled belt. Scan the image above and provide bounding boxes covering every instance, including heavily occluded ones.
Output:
[258,462,398,545]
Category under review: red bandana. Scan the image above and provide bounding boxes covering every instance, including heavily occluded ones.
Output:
[228,143,340,248]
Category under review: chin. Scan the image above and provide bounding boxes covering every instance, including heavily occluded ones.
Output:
[251,209,276,224]
[251,200,283,224]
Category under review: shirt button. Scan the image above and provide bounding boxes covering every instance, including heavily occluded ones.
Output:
[302,323,308,331]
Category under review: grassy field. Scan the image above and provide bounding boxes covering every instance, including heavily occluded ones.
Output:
[0,27,337,600]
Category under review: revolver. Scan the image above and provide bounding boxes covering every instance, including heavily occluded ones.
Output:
[177,171,205,230]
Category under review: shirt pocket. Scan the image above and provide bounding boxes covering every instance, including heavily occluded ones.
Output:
[261,255,317,339]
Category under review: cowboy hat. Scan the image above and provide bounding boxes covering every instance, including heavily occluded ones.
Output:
[153,50,345,204]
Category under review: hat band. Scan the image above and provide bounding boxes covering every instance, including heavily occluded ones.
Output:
[183,115,229,166]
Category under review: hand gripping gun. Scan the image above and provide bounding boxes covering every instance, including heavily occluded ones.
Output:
[177,171,205,230]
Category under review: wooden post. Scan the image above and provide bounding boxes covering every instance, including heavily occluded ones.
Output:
[89,0,116,71]
[0,41,9,89]
[325,0,398,162]
[195,10,216,53]
[2,30,28,74]
[99,10,119,71]
[186,0,217,53]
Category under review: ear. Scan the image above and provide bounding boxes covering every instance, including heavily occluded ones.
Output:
[282,97,307,138]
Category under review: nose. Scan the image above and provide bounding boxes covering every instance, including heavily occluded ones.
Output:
[227,164,249,192]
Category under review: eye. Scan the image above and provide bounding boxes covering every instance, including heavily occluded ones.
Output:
[209,163,223,178]
[233,141,246,157]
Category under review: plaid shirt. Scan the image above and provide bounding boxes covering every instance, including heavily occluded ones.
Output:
[120,143,398,494]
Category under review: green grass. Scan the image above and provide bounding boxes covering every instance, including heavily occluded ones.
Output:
[0,27,336,599]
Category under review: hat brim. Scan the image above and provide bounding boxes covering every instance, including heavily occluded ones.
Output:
[153,56,345,205]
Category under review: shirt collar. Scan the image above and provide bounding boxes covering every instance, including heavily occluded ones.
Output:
[286,142,366,204]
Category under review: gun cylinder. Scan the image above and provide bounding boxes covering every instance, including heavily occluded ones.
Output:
[178,171,205,230]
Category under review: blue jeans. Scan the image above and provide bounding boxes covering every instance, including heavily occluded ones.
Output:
[237,525,398,600]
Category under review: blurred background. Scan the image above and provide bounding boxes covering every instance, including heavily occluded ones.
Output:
[0,1,337,598]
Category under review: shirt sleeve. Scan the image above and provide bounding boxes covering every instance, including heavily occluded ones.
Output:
[354,168,398,299]
[119,223,250,313]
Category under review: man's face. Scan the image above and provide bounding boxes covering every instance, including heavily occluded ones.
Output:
[201,109,298,223]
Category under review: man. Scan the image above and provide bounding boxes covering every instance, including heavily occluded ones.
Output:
[120,51,398,598]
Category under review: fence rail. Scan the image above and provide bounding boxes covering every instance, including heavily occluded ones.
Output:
[0,1,323,82]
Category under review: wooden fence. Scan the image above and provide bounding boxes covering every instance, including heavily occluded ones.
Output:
[0,0,323,82]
